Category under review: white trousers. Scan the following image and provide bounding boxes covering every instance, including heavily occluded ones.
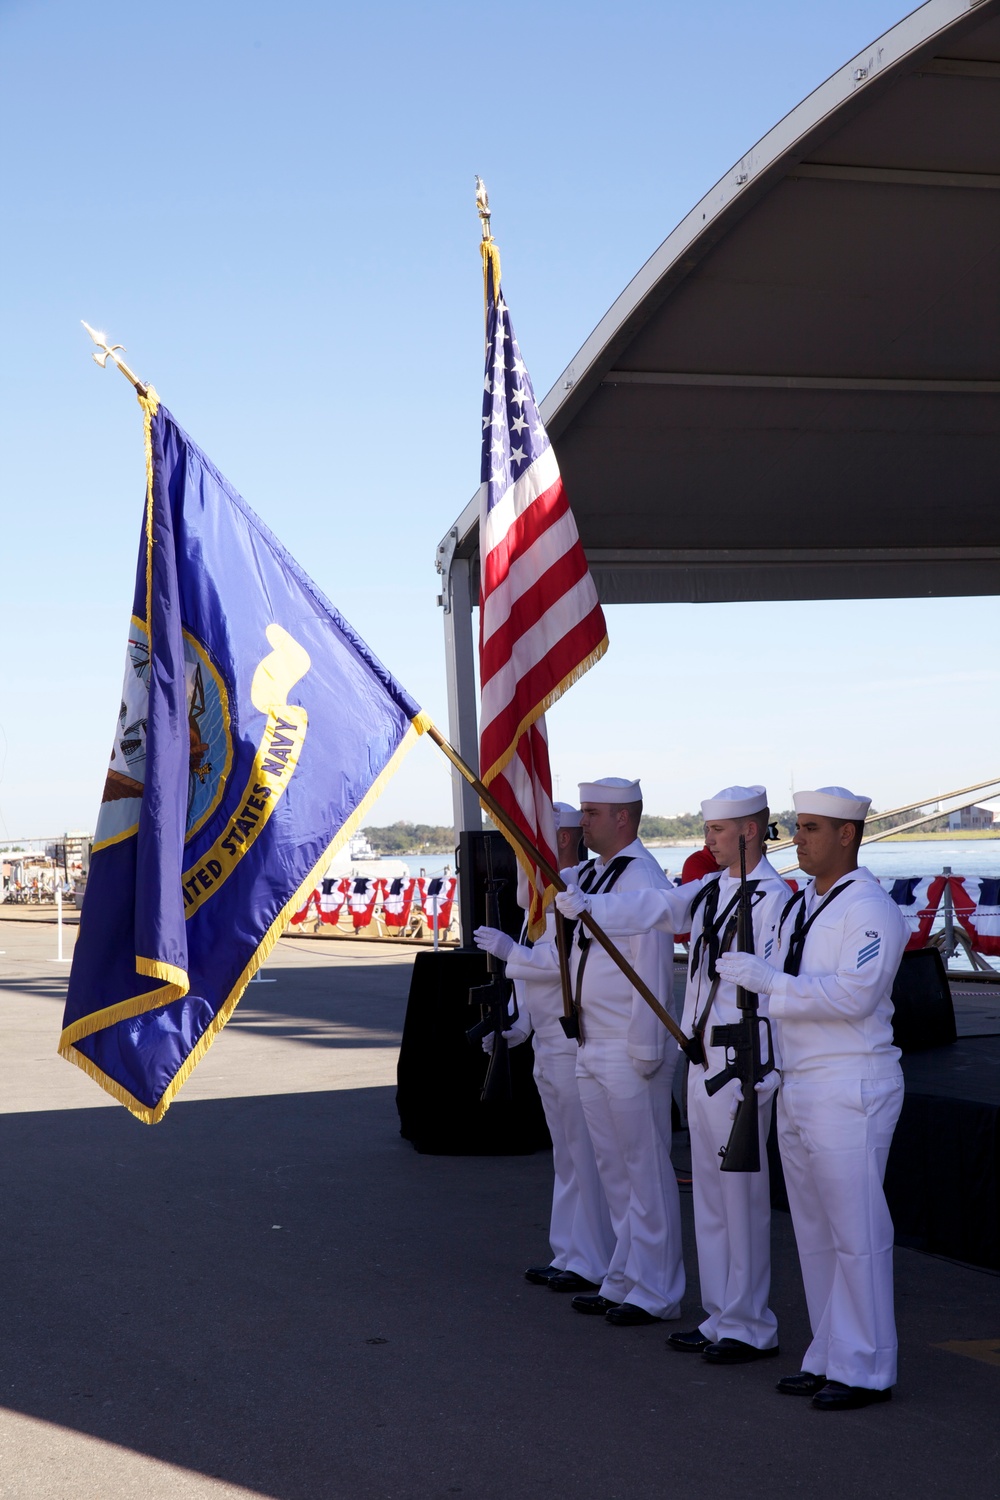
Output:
[778,1073,904,1389]
[533,1040,615,1283]
[687,1069,778,1348]
[576,1039,685,1317]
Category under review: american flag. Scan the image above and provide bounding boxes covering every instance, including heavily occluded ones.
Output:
[478,255,608,938]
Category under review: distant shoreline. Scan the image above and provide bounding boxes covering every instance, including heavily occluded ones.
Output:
[647,832,1000,847]
[642,838,701,849]
[360,831,1000,857]
[878,830,1000,842]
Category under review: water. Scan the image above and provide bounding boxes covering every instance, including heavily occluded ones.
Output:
[648,838,1000,883]
[369,837,999,885]
[402,838,999,972]
[655,839,999,973]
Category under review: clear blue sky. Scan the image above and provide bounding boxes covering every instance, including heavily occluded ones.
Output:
[1,0,995,837]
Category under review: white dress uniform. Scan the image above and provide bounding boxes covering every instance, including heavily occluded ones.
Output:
[567,837,685,1317]
[768,863,908,1390]
[503,916,615,1285]
[585,851,790,1349]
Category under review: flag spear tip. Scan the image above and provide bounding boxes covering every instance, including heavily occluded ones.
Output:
[80,320,149,396]
[475,175,492,240]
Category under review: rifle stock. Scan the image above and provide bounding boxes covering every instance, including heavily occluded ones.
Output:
[466,838,518,1102]
[466,984,513,1101]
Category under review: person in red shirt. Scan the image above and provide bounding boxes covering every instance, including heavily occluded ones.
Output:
[682,845,719,883]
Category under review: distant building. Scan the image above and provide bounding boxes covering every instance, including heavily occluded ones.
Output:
[948,801,1000,831]
[45,831,92,876]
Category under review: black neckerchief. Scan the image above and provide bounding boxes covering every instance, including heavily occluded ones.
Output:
[690,876,761,981]
[571,855,636,1012]
[558,857,596,951]
[780,880,853,976]
[692,905,745,1040]
[558,855,633,949]
[575,856,635,951]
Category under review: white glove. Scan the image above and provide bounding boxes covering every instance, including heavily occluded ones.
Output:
[555,884,590,919]
[473,926,514,962]
[754,1070,781,1103]
[481,1026,530,1054]
[630,1056,662,1080]
[725,1078,745,1120]
[715,951,778,995]
[726,1071,781,1119]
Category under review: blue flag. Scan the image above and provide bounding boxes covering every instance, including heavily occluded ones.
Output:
[60,392,426,1122]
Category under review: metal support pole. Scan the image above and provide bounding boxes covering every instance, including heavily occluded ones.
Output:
[942,865,955,960]
[441,550,482,947]
[441,554,481,838]
[53,883,70,963]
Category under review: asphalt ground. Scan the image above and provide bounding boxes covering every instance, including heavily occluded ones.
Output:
[2,921,1000,1499]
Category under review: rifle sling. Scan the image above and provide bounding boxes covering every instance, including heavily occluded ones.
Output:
[691,883,766,1026]
[692,914,738,1048]
[572,856,635,1017]
[691,887,766,1053]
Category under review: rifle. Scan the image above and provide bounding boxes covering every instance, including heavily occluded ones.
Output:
[555,909,581,1042]
[704,833,775,1172]
[466,838,519,1102]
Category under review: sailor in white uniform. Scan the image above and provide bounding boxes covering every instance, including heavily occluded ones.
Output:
[473,803,614,1294]
[552,777,684,1326]
[559,786,790,1363]
[717,787,908,1411]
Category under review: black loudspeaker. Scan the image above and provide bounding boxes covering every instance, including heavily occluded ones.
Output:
[396,950,550,1154]
[890,948,957,1053]
[456,830,522,946]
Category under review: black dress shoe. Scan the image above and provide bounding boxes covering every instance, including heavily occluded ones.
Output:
[666,1328,712,1353]
[571,1294,620,1315]
[777,1371,827,1396]
[548,1271,601,1294]
[703,1338,779,1365]
[524,1264,562,1285]
[605,1302,660,1326]
[811,1381,892,1411]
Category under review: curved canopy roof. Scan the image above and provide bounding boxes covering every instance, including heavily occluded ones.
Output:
[441,0,1000,605]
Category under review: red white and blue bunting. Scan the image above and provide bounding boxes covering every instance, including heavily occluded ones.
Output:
[880,874,1000,955]
[289,874,456,937]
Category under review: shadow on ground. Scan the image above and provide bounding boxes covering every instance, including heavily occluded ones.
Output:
[225,960,411,1050]
[3,941,1000,1498]
[3,1078,1000,1500]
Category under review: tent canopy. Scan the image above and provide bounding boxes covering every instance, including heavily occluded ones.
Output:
[439,0,1000,609]
[436,0,1000,829]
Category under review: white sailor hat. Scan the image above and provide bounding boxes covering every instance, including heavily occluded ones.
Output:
[553,801,582,828]
[793,786,871,821]
[701,785,768,821]
[578,776,642,804]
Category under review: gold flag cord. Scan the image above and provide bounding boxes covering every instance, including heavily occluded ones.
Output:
[475,176,501,332]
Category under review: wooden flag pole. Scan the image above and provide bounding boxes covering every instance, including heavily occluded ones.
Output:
[423,719,691,1050]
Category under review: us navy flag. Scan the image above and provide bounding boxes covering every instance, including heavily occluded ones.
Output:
[60,392,425,1121]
